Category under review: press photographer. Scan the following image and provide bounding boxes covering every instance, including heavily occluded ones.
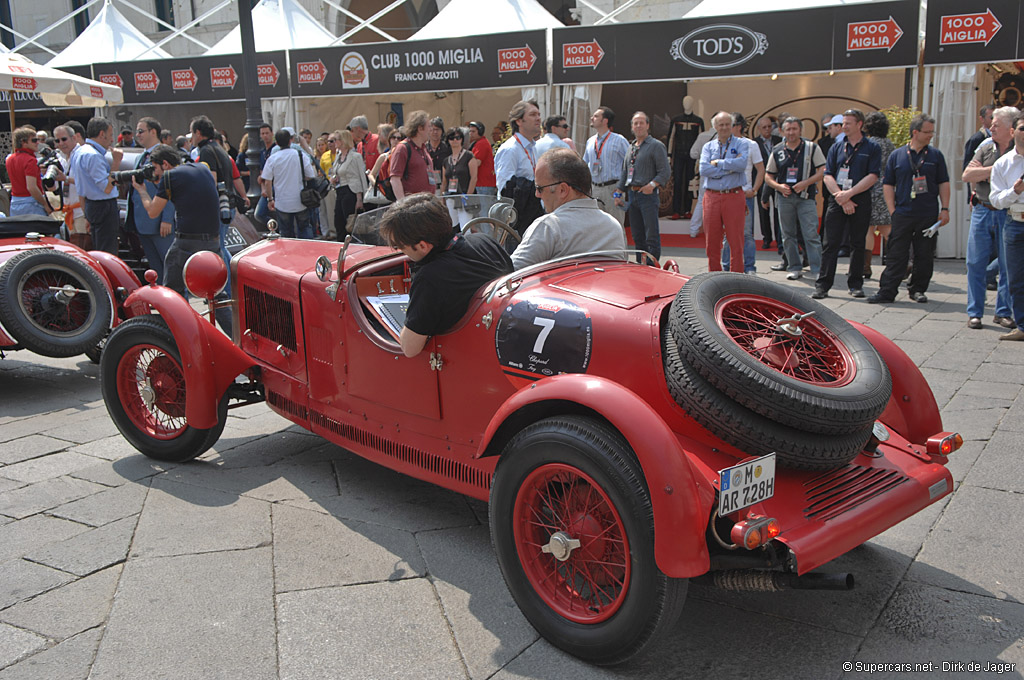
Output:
[123,117,176,285]
[5,126,55,216]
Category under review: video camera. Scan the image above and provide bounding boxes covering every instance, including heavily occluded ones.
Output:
[110,164,157,185]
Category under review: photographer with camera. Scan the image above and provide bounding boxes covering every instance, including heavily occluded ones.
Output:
[190,115,238,273]
[5,127,55,217]
[67,117,123,255]
[131,144,231,334]
[124,117,174,284]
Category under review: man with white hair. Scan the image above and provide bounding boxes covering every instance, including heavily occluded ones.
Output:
[348,115,380,174]
[989,111,1024,340]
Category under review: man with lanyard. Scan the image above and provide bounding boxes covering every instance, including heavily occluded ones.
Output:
[583,106,629,228]
[68,117,122,255]
[990,112,1024,340]
[52,124,89,249]
[389,110,434,200]
[764,116,826,280]
[466,122,496,195]
[132,144,231,334]
[721,113,764,273]
[614,111,671,264]
[126,117,175,284]
[813,109,880,299]
[698,111,749,272]
[869,114,950,305]
[494,100,542,194]
[962,107,1018,329]
[190,115,235,273]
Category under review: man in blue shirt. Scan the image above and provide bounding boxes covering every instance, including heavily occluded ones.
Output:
[126,117,174,284]
[869,114,950,304]
[494,99,541,193]
[583,106,630,228]
[813,109,881,299]
[68,117,123,254]
[699,110,749,272]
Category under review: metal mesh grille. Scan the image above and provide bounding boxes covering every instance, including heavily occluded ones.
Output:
[243,285,297,351]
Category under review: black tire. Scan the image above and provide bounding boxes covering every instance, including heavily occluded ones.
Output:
[490,416,687,665]
[670,272,891,435]
[662,325,872,470]
[0,249,112,358]
[100,316,227,462]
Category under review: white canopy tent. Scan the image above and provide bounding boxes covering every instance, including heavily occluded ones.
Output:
[685,0,876,16]
[205,0,335,56]
[410,0,562,40]
[46,0,171,67]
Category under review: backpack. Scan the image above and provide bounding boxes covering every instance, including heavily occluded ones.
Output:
[375,140,413,203]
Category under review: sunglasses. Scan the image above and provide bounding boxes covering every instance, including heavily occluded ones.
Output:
[390,135,401,140]
[135,129,146,134]
[56,136,70,142]
[534,181,563,194]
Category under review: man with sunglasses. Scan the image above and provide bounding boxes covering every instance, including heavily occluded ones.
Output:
[126,117,175,284]
[535,116,571,158]
[512,148,625,270]
[989,114,1024,340]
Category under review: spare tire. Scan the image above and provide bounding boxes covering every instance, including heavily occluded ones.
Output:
[670,272,890,435]
[662,324,872,470]
[0,249,112,358]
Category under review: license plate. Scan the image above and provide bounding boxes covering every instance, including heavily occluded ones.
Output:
[718,453,776,515]
[223,227,246,248]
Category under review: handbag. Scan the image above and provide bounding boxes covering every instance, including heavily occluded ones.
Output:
[298,150,330,209]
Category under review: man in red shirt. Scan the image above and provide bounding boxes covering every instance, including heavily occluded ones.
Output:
[6,127,54,217]
[389,110,434,199]
[348,115,380,176]
[466,121,496,195]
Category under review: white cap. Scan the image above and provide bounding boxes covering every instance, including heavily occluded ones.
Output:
[828,114,844,126]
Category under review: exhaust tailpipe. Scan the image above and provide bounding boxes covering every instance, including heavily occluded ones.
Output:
[696,570,855,592]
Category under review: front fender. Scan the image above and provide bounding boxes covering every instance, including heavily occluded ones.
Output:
[88,250,142,324]
[478,374,712,578]
[125,285,255,429]
[851,322,942,444]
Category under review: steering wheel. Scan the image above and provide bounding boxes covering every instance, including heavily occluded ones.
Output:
[461,217,522,247]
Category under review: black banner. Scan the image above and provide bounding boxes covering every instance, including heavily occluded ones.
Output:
[91,51,289,104]
[288,30,547,96]
[552,1,918,85]
[923,0,1021,65]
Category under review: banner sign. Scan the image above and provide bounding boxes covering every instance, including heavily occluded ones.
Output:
[91,50,289,104]
[1,64,95,112]
[923,0,1021,65]
[552,0,918,84]
[288,30,546,96]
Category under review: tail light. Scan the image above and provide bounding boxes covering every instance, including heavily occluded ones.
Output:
[730,515,781,550]
[926,432,962,456]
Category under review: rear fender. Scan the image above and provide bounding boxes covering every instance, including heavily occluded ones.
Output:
[124,285,254,429]
[851,322,942,444]
[87,250,142,324]
[478,374,712,578]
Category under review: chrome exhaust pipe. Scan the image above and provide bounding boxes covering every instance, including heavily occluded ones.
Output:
[695,570,855,592]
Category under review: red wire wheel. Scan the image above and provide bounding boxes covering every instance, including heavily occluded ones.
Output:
[116,344,188,440]
[714,294,856,386]
[512,462,630,624]
[19,266,96,335]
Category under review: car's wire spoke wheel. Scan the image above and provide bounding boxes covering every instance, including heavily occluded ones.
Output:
[117,344,188,440]
[18,264,96,336]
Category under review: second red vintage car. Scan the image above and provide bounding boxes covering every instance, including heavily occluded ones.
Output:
[99,207,960,665]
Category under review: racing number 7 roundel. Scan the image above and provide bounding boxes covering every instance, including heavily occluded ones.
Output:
[495,297,592,379]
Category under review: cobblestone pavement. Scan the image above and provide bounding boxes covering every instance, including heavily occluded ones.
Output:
[1,248,1023,680]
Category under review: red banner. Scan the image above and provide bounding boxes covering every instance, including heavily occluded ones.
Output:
[257,62,280,87]
[171,68,197,91]
[847,16,903,52]
[940,9,1002,46]
[134,70,160,92]
[210,65,238,89]
[296,60,327,85]
[498,45,537,74]
[562,40,605,69]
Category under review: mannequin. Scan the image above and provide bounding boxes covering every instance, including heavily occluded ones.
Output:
[667,95,704,219]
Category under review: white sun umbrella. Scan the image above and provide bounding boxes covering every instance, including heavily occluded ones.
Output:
[2,52,124,129]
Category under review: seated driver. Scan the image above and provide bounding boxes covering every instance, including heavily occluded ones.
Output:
[511,148,626,270]
[379,193,513,358]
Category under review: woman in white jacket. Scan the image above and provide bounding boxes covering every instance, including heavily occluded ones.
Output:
[328,129,369,241]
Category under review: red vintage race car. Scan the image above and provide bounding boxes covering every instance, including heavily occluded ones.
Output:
[0,215,141,361]
[99,209,960,665]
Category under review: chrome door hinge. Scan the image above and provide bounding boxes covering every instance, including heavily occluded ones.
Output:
[429,352,444,371]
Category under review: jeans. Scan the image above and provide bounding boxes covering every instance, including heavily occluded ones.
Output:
[817,197,869,292]
[9,196,47,216]
[777,193,822,275]
[275,209,314,239]
[164,235,233,335]
[876,213,936,300]
[966,205,1010,319]
[1003,217,1024,331]
[138,232,174,284]
[476,187,497,196]
[723,195,757,272]
[254,195,270,222]
[626,190,661,263]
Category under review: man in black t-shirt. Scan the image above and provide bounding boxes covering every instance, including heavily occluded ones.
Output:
[379,194,513,357]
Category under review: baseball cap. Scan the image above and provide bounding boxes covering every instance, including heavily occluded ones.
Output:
[828,114,844,126]
[281,126,296,137]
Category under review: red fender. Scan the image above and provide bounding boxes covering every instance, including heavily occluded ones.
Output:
[478,374,712,578]
[87,250,142,324]
[851,322,942,444]
[124,285,255,429]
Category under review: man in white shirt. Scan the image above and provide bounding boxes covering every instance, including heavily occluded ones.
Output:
[583,106,630,227]
[260,128,317,239]
[494,99,541,193]
[988,113,1024,340]
[52,124,88,248]
[535,116,571,158]
[721,113,764,273]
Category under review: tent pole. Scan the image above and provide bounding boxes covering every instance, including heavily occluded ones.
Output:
[237,0,263,214]
[8,93,15,133]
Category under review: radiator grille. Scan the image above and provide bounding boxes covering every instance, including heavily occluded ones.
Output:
[803,465,909,522]
[267,390,308,420]
[243,285,297,351]
[311,410,491,491]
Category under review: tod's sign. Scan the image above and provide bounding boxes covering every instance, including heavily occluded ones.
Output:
[669,24,769,70]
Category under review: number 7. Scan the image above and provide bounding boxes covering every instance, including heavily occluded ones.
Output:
[532,317,555,353]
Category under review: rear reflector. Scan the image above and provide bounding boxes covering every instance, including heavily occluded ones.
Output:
[730,515,781,550]
[926,432,963,456]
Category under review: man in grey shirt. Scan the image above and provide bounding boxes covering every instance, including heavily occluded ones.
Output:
[513,149,626,270]
[614,111,671,263]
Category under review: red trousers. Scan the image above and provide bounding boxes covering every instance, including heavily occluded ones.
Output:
[703,189,745,272]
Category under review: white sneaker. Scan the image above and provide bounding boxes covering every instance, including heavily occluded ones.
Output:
[786,271,803,280]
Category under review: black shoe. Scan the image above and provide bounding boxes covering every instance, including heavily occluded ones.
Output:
[849,288,865,298]
[838,247,850,257]
[811,287,828,299]
[867,294,894,304]
[987,281,998,291]
[909,291,928,303]
[770,263,786,271]
[762,239,772,250]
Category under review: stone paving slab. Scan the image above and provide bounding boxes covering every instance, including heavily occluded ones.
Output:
[0,451,103,485]
[0,559,75,610]
[0,477,106,520]
[0,627,103,680]
[49,483,148,527]
[24,515,137,577]
[0,623,46,671]
[0,565,121,641]
[0,514,91,563]
[0,435,73,465]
